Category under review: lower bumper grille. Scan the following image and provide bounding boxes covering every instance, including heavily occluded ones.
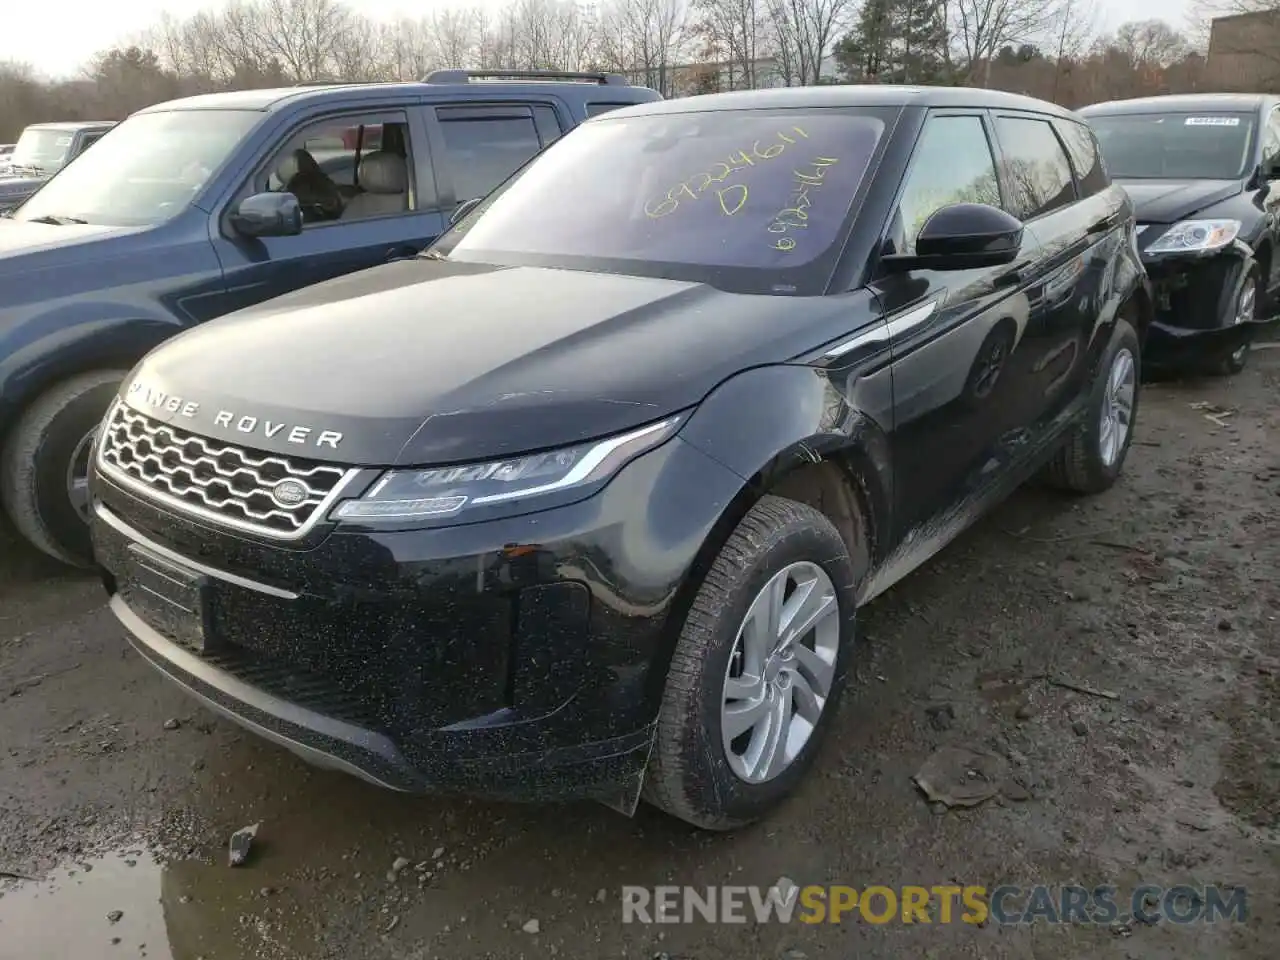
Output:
[97,402,355,539]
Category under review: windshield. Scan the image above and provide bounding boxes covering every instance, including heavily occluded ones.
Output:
[1089,112,1255,180]
[9,128,77,174]
[14,110,262,227]
[431,108,890,295]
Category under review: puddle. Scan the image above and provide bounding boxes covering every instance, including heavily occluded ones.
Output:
[0,842,268,960]
[0,844,172,960]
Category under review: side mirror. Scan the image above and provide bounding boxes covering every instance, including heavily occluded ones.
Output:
[449,196,483,225]
[229,192,303,238]
[881,203,1024,273]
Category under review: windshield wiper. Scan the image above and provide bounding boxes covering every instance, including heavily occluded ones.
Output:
[26,215,87,225]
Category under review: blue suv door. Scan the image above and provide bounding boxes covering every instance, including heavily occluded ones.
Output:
[209,105,446,314]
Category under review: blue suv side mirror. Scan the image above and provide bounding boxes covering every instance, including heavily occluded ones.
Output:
[230,192,304,238]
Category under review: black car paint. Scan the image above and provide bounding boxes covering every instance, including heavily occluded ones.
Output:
[91,87,1151,813]
[1080,95,1280,368]
[0,121,115,210]
[0,80,661,517]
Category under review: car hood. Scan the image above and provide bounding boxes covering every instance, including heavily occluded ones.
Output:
[123,259,821,466]
[0,217,142,266]
[0,174,45,197]
[1115,178,1244,224]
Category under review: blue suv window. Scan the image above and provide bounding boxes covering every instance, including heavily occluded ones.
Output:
[436,107,546,206]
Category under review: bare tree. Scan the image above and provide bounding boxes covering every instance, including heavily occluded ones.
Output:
[599,0,690,93]
[767,0,856,84]
[1106,18,1190,69]
[693,0,766,89]
[951,0,1065,84]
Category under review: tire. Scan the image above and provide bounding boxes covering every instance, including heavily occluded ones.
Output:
[1209,267,1260,376]
[643,494,862,830]
[1041,318,1140,495]
[0,369,127,567]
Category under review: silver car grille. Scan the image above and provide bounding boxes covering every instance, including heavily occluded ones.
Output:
[97,402,355,539]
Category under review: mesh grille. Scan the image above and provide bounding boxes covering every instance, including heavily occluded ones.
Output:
[98,403,350,536]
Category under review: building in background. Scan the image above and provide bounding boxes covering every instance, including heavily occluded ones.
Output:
[1206,10,1280,90]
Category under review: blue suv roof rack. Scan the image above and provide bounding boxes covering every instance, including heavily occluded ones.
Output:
[423,69,629,86]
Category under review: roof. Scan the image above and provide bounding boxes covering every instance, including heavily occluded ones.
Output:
[24,120,115,131]
[1080,93,1272,116]
[609,84,1082,120]
[137,75,658,115]
[137,84,424,113]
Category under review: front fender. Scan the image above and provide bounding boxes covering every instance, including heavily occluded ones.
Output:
[677,362,895,568]
[0,311,182,444]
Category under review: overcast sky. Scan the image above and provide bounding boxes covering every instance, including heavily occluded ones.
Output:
[3,0,1197,81]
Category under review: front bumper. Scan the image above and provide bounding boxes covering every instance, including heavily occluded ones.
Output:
[92,434,745,804]
[1141,242,1277,368]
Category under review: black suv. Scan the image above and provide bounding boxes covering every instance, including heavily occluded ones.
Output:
[0,70,659,567]
[92,86,1151,830]
[1081,94,1280,374]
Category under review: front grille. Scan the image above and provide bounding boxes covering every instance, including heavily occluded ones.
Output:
[98,403,351,538]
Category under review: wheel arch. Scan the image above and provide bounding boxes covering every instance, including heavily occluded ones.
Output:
[0,317,174,458]
[644,364,895,705]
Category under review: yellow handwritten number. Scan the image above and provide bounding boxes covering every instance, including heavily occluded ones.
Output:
[645,182,698,219]
[774,237,797,251]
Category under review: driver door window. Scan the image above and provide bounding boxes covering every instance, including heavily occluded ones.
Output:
[889,115,1001,256]
[258,112,416,226]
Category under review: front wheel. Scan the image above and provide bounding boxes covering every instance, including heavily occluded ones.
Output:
[1210,268,1260,376]
[643,495,862,830]
[1,370,127,567]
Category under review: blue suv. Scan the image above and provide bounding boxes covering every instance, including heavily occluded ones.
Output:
[0,70,660,566]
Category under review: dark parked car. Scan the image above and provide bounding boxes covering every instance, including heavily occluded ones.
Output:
[91,86,1151,830]
[0,70,660,567]
[0,121,115,210]
[1081,93,1280,374]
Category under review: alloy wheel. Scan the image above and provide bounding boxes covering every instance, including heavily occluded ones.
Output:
[721,561,841,784]
[1229,282,1256,367]
[1098,347,1136,468]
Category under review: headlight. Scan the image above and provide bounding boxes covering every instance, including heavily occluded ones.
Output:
[332,415,684,522]
[1143,219,1241,254]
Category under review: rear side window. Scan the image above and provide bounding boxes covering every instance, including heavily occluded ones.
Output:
[994,116,1076,220]
[436,107,544,206]
[587,103,632,117]
[1054,120,1109,198]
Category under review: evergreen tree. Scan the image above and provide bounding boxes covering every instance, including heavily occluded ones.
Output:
[833,0,894,82]
[832,0,949,85]
[891,0,949,84]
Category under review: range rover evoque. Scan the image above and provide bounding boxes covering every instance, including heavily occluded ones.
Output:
[91,86,1152,829]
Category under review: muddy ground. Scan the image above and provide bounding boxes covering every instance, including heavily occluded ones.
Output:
[1,349,1278,960]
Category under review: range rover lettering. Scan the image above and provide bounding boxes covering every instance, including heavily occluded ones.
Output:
[91,87,1152,829]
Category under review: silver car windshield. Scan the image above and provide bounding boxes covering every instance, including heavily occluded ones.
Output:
[14,110,261,227]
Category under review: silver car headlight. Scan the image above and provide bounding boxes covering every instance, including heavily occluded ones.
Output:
[1143,219,1241,254]
[332,415,684,522]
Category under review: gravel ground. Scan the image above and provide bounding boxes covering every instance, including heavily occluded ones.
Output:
[1,348,1277,960]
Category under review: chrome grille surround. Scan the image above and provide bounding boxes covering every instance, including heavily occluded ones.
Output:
[96,400,360,540]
